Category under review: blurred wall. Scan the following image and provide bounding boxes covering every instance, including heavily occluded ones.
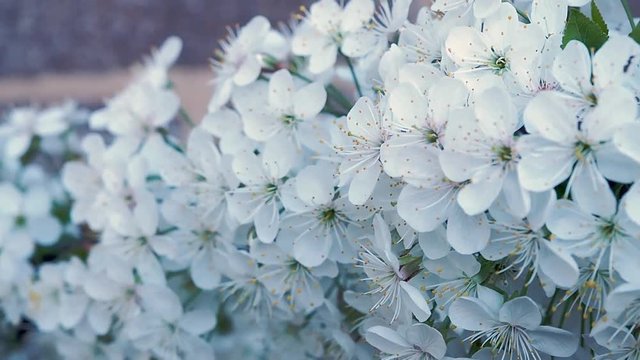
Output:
[0,0,308,76]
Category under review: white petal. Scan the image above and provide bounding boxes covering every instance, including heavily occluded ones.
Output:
[135,249,166,286]
[268,69,294,112]
[613,122,640,164]
[405,324,446,358]
[309,44,338,74]
[294,82,327,120]
[254,201,280,243]
[340,0,374,32]
[498,297,541,329]
[233,55,262,86]
[27,215,62,246]
[295,164,336,206]
[583,86,637,141]
[593,34,640,90]
[400,281,431,321]
[190,248,222,290]
[397,185,453,232]
[546,199,596,240]
[517,137,574,192]
[439,151,486,183]
[347,97,382,141]
[348,161,382,205]
[293,228,332,267]
[623,183,640,225]
[475,86,518,140]
[449,297,499,331]
[418,226,449,260]
[446,205,490,254]
[5,133,32,159]
[0,183,22,216]
[445,27,491,67]
[473,0,501,18]
[137,284,183,322]
[552,41,592,97]
[538,240,579,288]
[178,309,216,336]
[365,326,411,354]
[570,161,616,217]
[529,326,579,357]
[456,172,504,216]
[523,92,577,143]
[389,83,428,129]
[341,30,378,57]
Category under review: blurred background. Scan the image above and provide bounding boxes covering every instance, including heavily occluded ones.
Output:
[0,0,638,120]
[0,0,314,119]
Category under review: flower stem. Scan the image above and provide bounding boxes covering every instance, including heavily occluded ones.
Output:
[621,0,637,30]
[344,55,363,97]
[178,107,195,127]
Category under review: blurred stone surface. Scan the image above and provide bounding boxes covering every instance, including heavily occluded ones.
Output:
[0,0,308,76]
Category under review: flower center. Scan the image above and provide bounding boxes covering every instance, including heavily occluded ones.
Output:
[424,129,439,144]
[574,141,592,161]
[265,183,278,196]
[15,215,27,227]
[280,114,300,127]
[319,208,336,224]
[493,145,513,162]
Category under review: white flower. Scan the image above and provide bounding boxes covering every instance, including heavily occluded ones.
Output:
[482,190,580,289]
[0,182,62,246]
[518,85,639,215]
[449,291,579,359]
[396,146,491,254]
[546,198,640,284]
[604,282,640,340]
[252,240,330,313]
[126,302,216,360]
[26,259,89,332]
[226,147,293,243]
[89,82,180,141]
[200,108,257,155]
[366,323,468,360]
[0,102,75,159]
[445,3,545,92]
[432,0,502,18]
[209,15,287,110]
[440,87,528,217]
[148,128,237,228]
[545,35,640,114]
[422,252,483,311]
[160,196,232,290]
[62,134,139,231]
[336,96,389,205]
[137,36,183,88]
[281,162,364,266]
[292,0,376,73]
[235,69,327,159]
[356,213,431,323]
[591,318,640,360]
[217,248,277,316]
[397,7,462,67]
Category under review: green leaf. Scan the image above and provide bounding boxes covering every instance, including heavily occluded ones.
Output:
[562,8,609,51]
[631,25,640,45]
[590,1,608,35]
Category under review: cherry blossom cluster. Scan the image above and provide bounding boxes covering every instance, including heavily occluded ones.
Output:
[1,0,640,359]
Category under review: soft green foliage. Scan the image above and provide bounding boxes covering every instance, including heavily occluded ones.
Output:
[630,24,640,44]
[562,7,608,50]
[590,1,609,35]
